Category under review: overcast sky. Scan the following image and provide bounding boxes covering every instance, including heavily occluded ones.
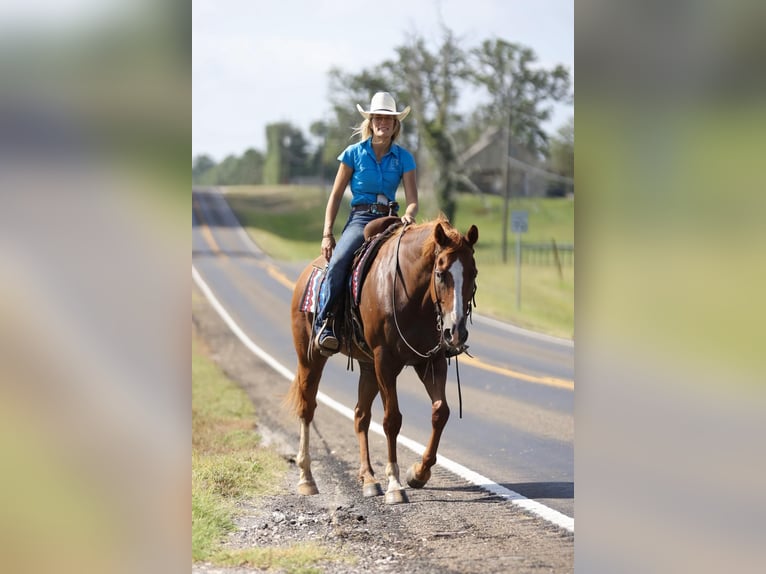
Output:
[192,0,573,162]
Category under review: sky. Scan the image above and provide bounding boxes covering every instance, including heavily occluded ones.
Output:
[192,0,573,162]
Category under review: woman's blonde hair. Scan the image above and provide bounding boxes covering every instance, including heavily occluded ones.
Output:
[352,117,402,142]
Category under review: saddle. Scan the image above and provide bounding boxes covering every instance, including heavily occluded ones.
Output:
[299,217,402,356]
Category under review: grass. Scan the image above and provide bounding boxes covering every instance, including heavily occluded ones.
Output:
[191,328,342,571]
[224,185,574,338]
[225,185,348,261]
[216,544,335,573]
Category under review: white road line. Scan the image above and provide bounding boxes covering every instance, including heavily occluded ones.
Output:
[472,313,574,347]
[192,265,574,533]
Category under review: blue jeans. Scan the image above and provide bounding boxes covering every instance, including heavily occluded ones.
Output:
[315,210,385,331]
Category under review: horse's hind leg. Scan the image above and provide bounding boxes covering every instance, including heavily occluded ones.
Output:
[406,359,450,489]
[286,353,327,496]
[355,362,383,497]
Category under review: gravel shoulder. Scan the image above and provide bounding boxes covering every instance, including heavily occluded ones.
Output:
[192,286,574,573]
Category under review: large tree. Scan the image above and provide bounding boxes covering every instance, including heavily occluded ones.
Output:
[470,39,572,156]
[386,28,470,221]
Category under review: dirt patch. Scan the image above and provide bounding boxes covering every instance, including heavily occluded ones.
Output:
[192,286,574,573]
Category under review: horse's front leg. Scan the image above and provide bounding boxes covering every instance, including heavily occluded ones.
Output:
[406,358,450,489]
[375,351,409,504]
[355,362,383,497]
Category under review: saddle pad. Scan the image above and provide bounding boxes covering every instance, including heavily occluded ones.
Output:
[350,223,401,305]
[300,265,324,313]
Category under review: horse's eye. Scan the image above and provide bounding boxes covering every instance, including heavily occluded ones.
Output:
[435,270,443,282]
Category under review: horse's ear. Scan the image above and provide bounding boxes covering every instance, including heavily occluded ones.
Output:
[434,222,450,249]
[466,225,479,247]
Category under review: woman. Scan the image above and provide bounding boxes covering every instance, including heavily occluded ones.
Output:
[314,91,419,355]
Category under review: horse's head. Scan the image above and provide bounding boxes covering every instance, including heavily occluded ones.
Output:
[431,221,479,354]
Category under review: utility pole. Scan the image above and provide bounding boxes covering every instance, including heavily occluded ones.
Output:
[501,114,512,263]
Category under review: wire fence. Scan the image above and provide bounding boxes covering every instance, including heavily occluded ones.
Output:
[520,241,574,266]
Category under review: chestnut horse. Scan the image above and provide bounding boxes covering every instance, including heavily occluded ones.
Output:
[286,216,478,504]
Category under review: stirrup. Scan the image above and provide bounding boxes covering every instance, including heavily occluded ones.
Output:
[314,318,339,356]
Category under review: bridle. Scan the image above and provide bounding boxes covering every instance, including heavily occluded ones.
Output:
[390,225,477,418]
[391,224,477,357]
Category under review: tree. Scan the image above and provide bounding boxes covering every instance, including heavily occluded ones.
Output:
[470,39,572,156]
[264,122,310,184]
[236,148,265,184]
[192,154,216,183]
[386,28,470,222]
[548,117,574,180]
[309,120,336,183]
[216,154,240,184]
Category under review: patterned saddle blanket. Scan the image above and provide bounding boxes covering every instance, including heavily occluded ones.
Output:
[299,219,402,353]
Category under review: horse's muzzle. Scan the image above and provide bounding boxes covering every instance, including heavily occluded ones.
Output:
[443,321,469,352]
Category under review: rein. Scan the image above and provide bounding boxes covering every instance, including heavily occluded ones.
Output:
[391,227,443,359]
[391,225,466,418]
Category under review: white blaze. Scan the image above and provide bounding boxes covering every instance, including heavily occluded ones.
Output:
[442,259,464,333]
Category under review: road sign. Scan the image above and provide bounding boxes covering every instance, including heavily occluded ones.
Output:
[511,210,528,233]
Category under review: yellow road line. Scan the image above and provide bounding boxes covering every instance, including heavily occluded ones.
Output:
[192,198,222,255]
[261,262,296,290]
[459,355,574,391]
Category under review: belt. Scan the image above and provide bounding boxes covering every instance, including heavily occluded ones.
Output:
[351,202,399,215]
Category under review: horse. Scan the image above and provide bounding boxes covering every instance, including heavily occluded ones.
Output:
[286,215,479,504]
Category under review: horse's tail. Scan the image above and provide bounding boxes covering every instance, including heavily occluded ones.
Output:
[283,374,305,419]
[283,369,320,422]
[286,258,324,422]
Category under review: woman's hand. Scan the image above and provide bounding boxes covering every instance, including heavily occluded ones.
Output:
[401,214,415,225]
[321,234,335,261]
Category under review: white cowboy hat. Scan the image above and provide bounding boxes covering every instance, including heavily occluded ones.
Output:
[356,92,411,121]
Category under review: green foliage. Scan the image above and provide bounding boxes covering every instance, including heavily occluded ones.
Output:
[193,148,265,185]
[547,117,574,180]
[388,29,467,221]
[193,154,216,181]
[263,122,311,184]
[470,39,572,156]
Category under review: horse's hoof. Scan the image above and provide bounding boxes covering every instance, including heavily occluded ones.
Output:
[363,482,384,497]
[406,464,430,489]
[297,481,319,496]
[384,488,409,505]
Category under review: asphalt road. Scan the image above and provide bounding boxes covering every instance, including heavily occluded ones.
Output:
[192,187,574,520]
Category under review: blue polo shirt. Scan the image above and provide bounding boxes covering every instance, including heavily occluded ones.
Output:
[338,138,416,207]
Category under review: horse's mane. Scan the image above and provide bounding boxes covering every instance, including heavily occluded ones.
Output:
[418,214,464,259]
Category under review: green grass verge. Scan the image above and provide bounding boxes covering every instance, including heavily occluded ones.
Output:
[192,330,341,571]
[225,185,347,261]
[223,185,574,338]
[216,544,335,573]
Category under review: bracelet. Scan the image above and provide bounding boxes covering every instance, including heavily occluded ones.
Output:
[322,233,334,239]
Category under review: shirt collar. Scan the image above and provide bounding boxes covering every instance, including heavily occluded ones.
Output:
[363,137,399,159]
